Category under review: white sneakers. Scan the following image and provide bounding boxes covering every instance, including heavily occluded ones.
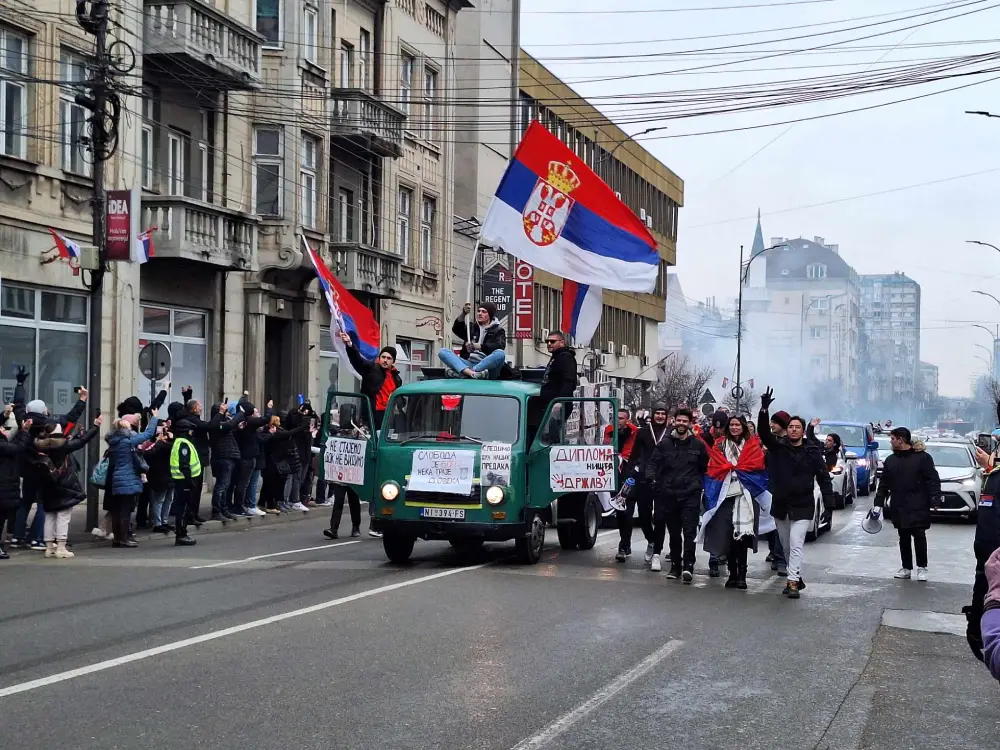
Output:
[916,567,928,582]
[644,543,654,564]
[894,568,911,579]
[291,502,309,512]
[650,553,662,572]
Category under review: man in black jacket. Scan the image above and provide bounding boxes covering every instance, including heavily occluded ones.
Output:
[539,331,578,407]
[758,388,833,599]
[646,407,710,582]
[440,302,508,379]
[207,402,245,520]
[233,395,272,515]
[340,332,402,431]
[627,403,669,565]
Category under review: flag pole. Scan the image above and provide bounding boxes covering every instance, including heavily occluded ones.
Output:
[465,197,497,341]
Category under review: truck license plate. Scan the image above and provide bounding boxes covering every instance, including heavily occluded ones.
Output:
[421,507,465,520]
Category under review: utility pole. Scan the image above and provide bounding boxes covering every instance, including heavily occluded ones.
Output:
[77,0,114,531]
[735,245,744,413]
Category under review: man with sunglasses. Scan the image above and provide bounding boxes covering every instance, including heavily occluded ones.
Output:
[539,331,578,408]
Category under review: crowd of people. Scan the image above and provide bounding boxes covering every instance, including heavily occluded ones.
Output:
[606,387,949,599]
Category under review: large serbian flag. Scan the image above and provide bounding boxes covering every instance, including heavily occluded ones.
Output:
[562,279,602,346]
[699,435,773,538]
[480,121,660,292]
[302,235,380,380]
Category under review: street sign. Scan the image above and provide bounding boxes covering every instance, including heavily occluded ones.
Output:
[138,341,171,382]
[513,260,534,340]
[481,262,513,320]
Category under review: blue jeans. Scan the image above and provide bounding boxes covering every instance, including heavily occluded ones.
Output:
[151,487,174,527]
[246,468,262,509]
[438,348,506,378]
[211,458,236,513]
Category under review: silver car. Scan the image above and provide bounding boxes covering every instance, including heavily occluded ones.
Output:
[921,441,982,521]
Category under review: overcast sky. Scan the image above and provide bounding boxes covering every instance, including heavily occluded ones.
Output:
[518,0,1000,397]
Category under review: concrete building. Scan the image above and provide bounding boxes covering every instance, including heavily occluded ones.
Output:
[859,272,921,406]
[920,361,939,401]
[0,0,470,420]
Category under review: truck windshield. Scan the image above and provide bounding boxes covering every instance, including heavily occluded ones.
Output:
[385,394,520,444]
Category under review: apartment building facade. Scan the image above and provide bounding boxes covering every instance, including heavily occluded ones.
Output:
[859,272,921,405]
[0,0,469,416]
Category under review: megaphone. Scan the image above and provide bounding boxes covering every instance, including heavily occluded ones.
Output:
[861,507,883,535]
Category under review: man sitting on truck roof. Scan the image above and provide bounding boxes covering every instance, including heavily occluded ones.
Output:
[439,301,508,379]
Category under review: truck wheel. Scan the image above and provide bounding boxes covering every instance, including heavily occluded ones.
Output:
[574,494,600,550]
[383,533,416,564]
[516,514,545,564]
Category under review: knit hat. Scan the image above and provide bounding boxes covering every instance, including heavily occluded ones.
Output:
[117,396,143,417]
[771,410,790,429]
[711,410,729,430]
[651,402,668,414]
[378,346,397,362]
[478,301,498,320]
[167,401,185,421]
[122,413,140,428]
[26,399,47,416]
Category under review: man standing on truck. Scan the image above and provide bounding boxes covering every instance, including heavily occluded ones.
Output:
[339,332,402,430]
[646,407,710,582]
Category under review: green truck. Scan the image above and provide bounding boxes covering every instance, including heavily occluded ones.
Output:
[319,376,619,565]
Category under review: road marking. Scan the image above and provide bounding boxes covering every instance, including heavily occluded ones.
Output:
[190,541,362,569]
[0,563,489,699]
[509,639,683,750]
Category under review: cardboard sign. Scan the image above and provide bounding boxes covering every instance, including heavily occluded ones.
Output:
[550,444,616,492]
[409,449,475,495]
[480,443,512,487]
[324,437,367,486]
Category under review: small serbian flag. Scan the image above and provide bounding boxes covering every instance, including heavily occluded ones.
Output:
[48,228,81,260]
[481,121,659,292]
[302,235,380,379]
[134,227,156,264]
[722,377,729,388]
[562,279,602,347]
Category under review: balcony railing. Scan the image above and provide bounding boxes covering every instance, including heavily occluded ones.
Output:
[141,196,257,268]
[144,0,263,90]
[330,89,405,158]
[329,241,401,297]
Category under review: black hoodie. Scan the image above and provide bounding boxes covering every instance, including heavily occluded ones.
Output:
[540,347,578,406]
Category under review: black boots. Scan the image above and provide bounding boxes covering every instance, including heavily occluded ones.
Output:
[174,517,197,546]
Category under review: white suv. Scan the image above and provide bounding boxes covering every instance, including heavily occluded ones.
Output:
[922,441,982,521]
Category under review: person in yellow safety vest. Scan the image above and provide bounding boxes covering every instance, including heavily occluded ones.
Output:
[170,419,202,547]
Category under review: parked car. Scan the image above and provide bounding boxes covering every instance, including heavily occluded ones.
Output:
[828,446,857,509]
[814,421,880,495]
[875,447,892,481]
[922,440,982,522]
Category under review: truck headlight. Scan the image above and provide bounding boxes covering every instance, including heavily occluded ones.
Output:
[381,482,400,501]
[486,486,505,505]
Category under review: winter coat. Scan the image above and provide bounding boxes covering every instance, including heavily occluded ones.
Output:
[345,346,402,415]
[262,425,308,475]
[983,606,1000,681]
[758,409,833,521]
[451,316,507,358]
[140,436,173,493]
[603,422,638,462]
[31,426,100,512]
[106,418,159,497]
[539,347,578,406]
[207,405,244,461]
[0,426,26,512]
[645,430,710,496]
[12,382,88,433]
[285,409,317,470]
[234,413,270,459]
[874,445,942,531]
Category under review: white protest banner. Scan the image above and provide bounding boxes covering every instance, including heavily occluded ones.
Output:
[549,444,616,492]
[324,437,367,486]
[480,443,512,487]
[409,449,476,495]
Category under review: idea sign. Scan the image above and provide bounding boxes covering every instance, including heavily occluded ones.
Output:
[513,260,534,340]
[105,188,134,261]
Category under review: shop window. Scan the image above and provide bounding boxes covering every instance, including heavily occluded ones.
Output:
[137,305,208,406]
[395,338,430,384]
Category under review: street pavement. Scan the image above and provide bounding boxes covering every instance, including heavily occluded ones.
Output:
[1,497,997,750]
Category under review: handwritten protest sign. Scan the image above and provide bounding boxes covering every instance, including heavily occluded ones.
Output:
[409,449,475,495]
[549,444,616,492]
[324,437,367,486]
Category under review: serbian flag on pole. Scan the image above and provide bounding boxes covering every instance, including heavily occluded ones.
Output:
[48,228,81,260]
[302,235,380,380]
[480,121,660,292]
[698,435,774,541]
[133,227,156,264]
[562,279,602,346]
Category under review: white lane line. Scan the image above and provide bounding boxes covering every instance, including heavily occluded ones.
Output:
[190,541,362,569]
[509,639,683,750]
[0,562,489,699]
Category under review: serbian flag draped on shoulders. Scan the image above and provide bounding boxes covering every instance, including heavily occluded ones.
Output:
[697,435,774,547]
[480,121,660,292]
[302,235,380,380]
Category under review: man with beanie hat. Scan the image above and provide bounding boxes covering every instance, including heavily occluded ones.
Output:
[765,409,791,574]
[440,302,508,379]
[339,332,402,432]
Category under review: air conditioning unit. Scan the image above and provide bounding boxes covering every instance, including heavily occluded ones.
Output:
[600,353,610,368]
[607,341,616,355]
[620,344,629,358]
[540,327,549,342]
[639,208,647,221]
[645,216,653,229]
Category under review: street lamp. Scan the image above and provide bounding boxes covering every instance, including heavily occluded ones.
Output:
[734,242,787,412]
[973,289,1000,309]
[595,125,669,168]
[967,239,1000,254]
[966,110,1000,119]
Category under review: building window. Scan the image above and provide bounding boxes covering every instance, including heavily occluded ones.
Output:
[1,27,28,159]
[256,0,281,45]
[300,135,317,229]
[167,131,185,196]
[253,127,282,216]
[340,41,354,87]
[0,286,89,411]
[197,110,210,201]
[359,29,371,90]
[395,338,430,385]
[140,93,154,189]
[810,326,825,339]
[302,6,317,62]
[806,262,827,279]
[813,297,829,312]
[60,51,91,176]
[420,195,435,270]
[397,186,412,262]
[138,306,208,407]
[337,188,354,242]
[400,53,414,116]
[423,67,437,140]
